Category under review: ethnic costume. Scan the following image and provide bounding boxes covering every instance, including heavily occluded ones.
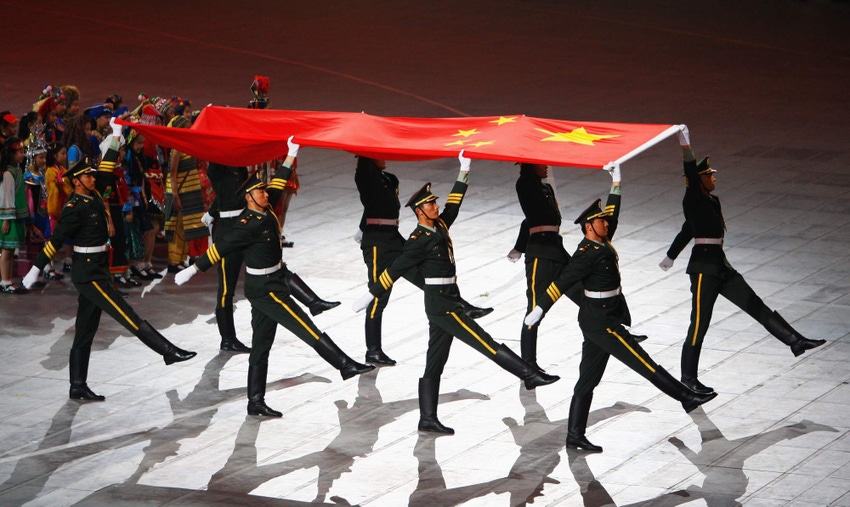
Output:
[188,164,373,417]
[664,147,825,394]
[532,184,715,452]
[27,159,196,401]
[365,172,556,435]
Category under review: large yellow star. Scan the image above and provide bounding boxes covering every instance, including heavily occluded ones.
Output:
[536,127,619,146]
[452,129,479,138]
[489,116,517,126]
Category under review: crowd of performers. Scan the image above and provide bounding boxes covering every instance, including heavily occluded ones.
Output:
[5,81,827,452]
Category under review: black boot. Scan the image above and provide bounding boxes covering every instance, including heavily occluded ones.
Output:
[680,337,713,394]
[69,348,105,401]
[764,311,826,357]
[418,377,454,434]
[520,325,560,383]
[493,343,559,390]
[216,307,251,353]
[137,320,197,365]
[314,333,375,380]
[247,363,282,417]
[650,366,717,413]
[460,297,493,320]
[365,316,396,366]
[566,395,602,452]
[288,272,341,316]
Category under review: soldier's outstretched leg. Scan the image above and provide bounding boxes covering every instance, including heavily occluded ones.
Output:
[137,321,197,365]
[493,343,560,390]
[247,362,282,417]
[365,315,396,366]
[566,394,602,452]
[314,333,375,380]
[288,272,341,317]
[417,377,454,435]
[216,305,251,353]
[69,348,105,401]
[650,366,717,413]
[763,311,826,357]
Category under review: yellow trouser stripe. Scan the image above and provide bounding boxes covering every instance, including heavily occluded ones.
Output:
[607,327,654,373]
[220,256,228,307]
[269,291,320,340]
[692,274,702,346]
[450,311,496,354]
[530,258,538,307]
[369,247,379,318]
[92,281,139,331]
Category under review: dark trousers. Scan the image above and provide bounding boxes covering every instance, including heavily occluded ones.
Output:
[573,324,658,397]
[682,270,773,377]
[216,249,244,310]
[362,244,423,321]
[524,256,582,322]
[423,310,501,379]
[248,290,324,366]
[72,280,145,351]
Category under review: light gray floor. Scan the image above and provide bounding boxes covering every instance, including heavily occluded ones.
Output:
[2,1,849,505]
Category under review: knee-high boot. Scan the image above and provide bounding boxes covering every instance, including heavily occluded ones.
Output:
[314,333,375,380]
[247,362,282,417]
[650,366,717,413]
[459,297,493,320]
[365,316,396,365]
[69,348,105,401]
[566,395,602,452]
[493,343,560,390]
[680,343,714,394]
[137,321,197,365]
[521,325,560,382]
[216,306,251,353]
[288,272,341,316]
[763,311,826,357]
[418,377,454,434]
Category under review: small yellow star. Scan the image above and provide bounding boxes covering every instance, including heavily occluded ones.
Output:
[444,140,466,147]
[471,140,495,148]
[489,116,518,126]
[536,127,619,146]
[452,129,479,138]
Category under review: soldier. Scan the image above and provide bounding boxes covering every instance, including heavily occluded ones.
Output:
[22,157,196,402]
[659,126,825,394]
[204,158,341,353]
[354,153,558,435]
[176,138,374,417]
[524,163,716,452]
[355,156,492,366]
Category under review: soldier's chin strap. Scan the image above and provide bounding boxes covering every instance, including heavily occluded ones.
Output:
[589,219,607,241]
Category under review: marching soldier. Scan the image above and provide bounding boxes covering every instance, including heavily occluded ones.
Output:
[22,157,197,402]
[355,156,492,366]
[524,163,716,452]
[177,138,374,417]
[204,158,340,354]
[659,126,825,394]
[354,153,558,435]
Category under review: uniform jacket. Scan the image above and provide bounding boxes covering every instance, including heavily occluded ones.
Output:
[355,157,406,252]
[512,167,569,263]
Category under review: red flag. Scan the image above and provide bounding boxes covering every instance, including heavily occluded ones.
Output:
[119,107,677,168]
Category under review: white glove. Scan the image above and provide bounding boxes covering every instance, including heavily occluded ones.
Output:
[676,124,690,147]
[603,162,621,183]
[174,264,198,285]
[458,149,471,173]
[287,135,300,157]
[507,249,522,263]
[109,117,122,138]
[524,306,544,326]
[659,256,675,271]
[201,212,214,227]
[22,266,41,289]
[352,292,374,313]
[353,229,363,244]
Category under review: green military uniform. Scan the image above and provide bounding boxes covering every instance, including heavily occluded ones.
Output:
[369,177,555,434]
[537,186,715,452]
[192,165,372,416]
[33,159,195,401]
[665,149,825,393]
